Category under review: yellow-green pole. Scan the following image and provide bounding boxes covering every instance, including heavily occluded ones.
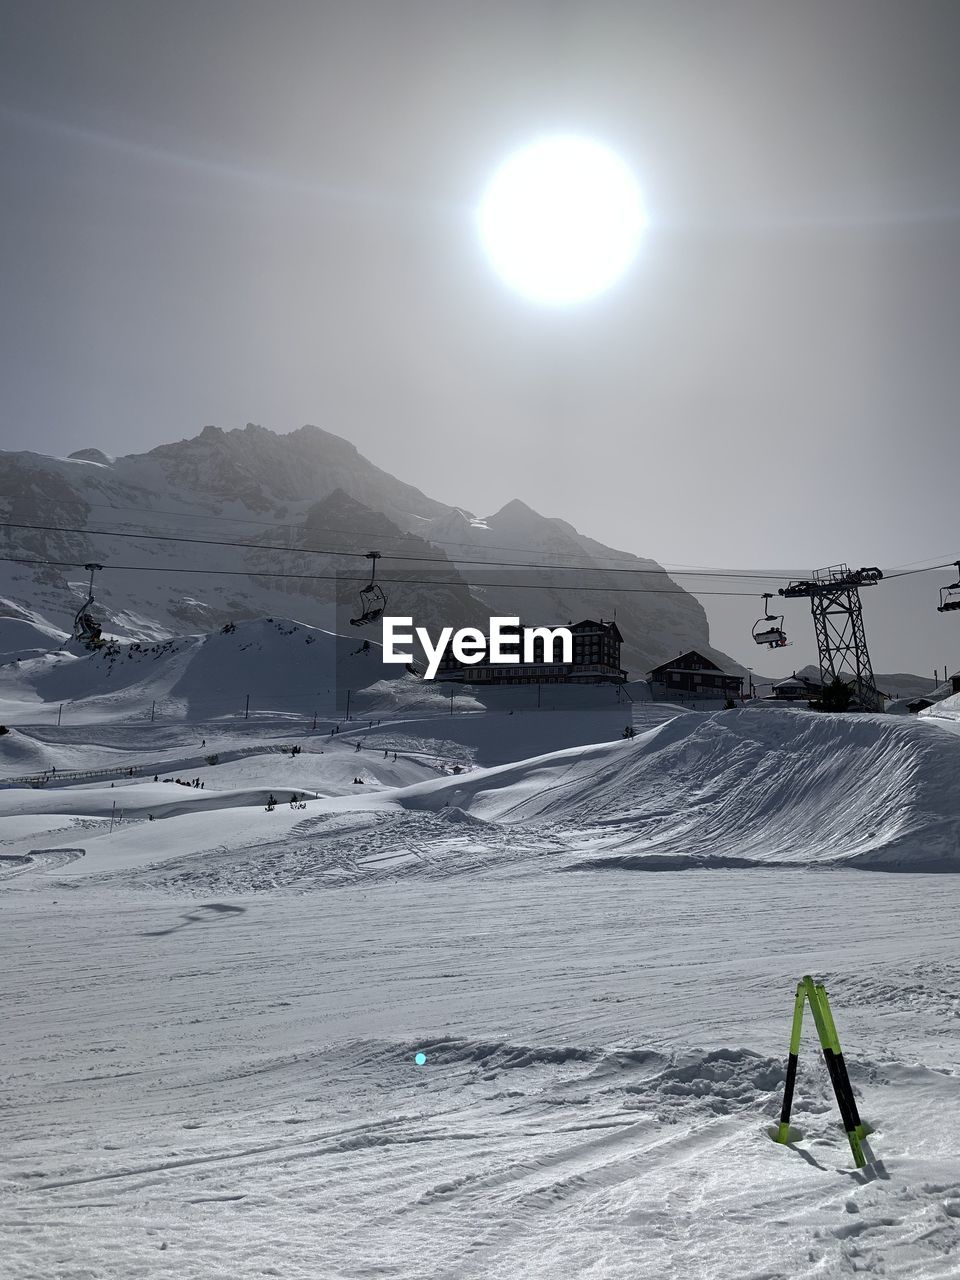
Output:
[802,976,866,1168]
[776,982,806,1144]
[816,983,866,1140]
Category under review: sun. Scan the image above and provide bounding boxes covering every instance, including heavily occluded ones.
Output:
[477,135,647,306]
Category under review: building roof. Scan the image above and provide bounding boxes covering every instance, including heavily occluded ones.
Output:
[648,650,735,677]
[566,619,624,641]
[772,673,823,690]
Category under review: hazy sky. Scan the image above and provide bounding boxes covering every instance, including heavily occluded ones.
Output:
[2,0,959,671]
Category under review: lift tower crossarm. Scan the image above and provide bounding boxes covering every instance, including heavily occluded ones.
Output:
[780,566,883,598]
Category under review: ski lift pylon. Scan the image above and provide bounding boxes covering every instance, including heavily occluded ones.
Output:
[752,592,790,649]
[350,551,387,626]
[938,561,960,613]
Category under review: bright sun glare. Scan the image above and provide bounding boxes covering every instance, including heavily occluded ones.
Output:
[477,135,647,306]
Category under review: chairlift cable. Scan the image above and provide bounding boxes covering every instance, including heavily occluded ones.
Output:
[0,552,773,596]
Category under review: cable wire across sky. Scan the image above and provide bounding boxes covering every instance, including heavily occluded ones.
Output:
[0,554,771,597]
[2,519,956,585]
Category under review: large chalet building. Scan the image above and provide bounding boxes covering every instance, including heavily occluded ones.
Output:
[436,618,626,685]
[647,650,743,700]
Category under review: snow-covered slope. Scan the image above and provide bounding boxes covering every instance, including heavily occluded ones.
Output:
[392,706,960,873]
[919,690,960,725]
[0,604,68,663]
[0,617,444,724]
[5,691,960,1278]
[10,701,958,878]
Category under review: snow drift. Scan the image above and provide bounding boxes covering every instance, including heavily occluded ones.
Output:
[396,706,960,872]
[0,604,68,664]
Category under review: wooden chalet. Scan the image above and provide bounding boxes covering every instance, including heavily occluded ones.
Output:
[647,650,743,700]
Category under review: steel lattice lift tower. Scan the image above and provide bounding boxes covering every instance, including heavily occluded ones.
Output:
[779,565,885,711]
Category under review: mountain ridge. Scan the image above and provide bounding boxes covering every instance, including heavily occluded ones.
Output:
[1,422,737,677]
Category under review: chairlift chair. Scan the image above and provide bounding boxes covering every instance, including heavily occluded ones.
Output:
[73,562,104,646]
[350,551,387,626]
[938,561,960,613]
[752,592,790,649]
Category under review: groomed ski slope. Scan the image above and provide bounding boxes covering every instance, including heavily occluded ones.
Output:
[5,871,960,1279]
[4,684,960,1277]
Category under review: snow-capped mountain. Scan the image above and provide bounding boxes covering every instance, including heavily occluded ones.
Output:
[0,422,731,677]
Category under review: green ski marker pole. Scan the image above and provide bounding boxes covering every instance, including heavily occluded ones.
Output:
[776,983,806,1144]
[802,977,866,1168]
[816,983,866,1140]
[802,980,849,1123]
[811,984,859,1139]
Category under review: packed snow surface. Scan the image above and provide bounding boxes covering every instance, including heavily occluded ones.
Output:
[3,637,960,1277]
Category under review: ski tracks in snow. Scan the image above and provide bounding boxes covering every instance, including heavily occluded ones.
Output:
[6,1037,960,1278]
